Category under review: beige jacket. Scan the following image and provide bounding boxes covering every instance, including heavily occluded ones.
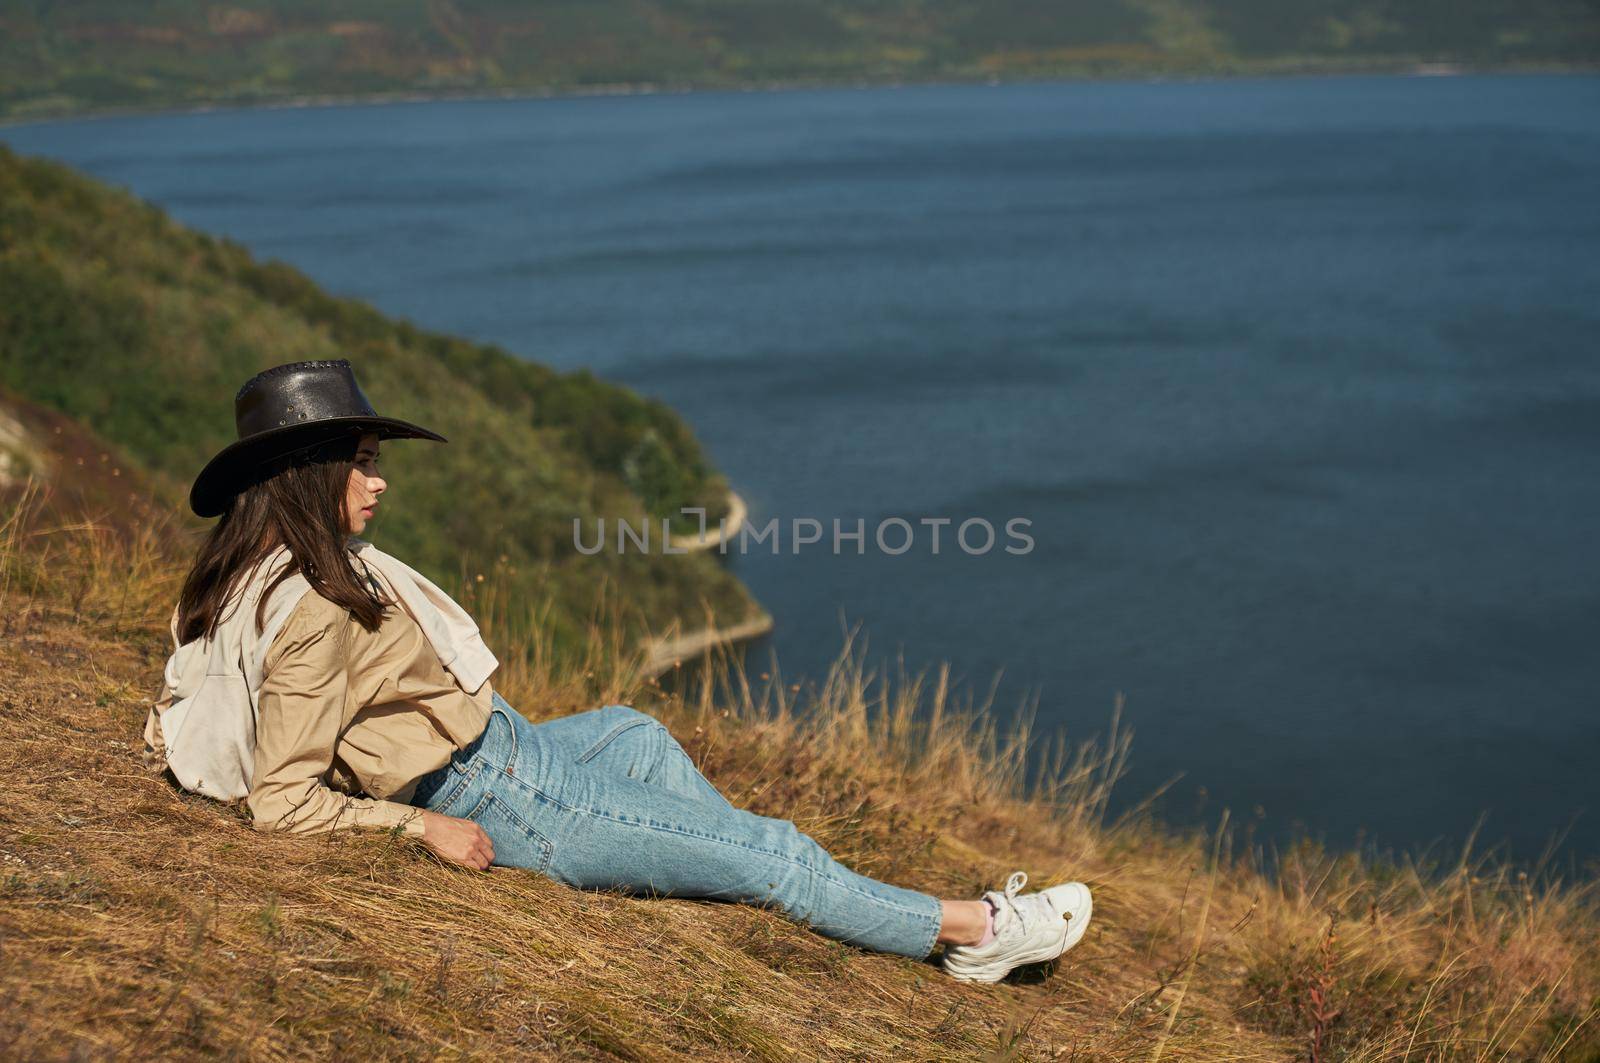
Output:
[145,537,498,806]
[240,565,493,837]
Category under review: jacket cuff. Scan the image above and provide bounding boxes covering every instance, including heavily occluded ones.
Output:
[383,803,429,839]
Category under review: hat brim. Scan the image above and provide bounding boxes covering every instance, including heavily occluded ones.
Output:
[189,415,446,518]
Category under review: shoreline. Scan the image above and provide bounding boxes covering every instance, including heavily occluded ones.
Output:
[636,609,775,682]
[667,490,748,554]
[3,62,1596,130]
[643,489,766,678]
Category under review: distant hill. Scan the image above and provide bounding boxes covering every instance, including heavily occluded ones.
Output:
[0,0,1596,121]
[0,144,765,658]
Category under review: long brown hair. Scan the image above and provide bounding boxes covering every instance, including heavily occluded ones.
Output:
[176,431,394,644]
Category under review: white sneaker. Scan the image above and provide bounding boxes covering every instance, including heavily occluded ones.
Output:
[940,871,1092,983]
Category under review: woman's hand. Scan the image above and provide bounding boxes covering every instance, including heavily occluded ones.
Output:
[420,810,495,870]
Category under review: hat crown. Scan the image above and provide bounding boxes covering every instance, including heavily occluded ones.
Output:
[234,359,379,441]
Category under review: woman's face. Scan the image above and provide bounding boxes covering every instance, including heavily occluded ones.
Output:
[343,432,386,535]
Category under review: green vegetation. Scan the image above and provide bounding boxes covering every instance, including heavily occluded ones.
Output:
[0,144,757,657]
[0,0,1596,121]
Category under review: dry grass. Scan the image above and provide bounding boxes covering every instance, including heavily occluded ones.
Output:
[1,475,1597,1062]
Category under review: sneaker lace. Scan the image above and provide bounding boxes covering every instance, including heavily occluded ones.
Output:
[990,870,1036,939]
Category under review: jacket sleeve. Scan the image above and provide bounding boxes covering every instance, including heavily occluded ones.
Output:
[248,594,427,839]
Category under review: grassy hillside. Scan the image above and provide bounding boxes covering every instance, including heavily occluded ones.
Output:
[0,144,761,660]
[1,0,1597,121]
[1,401,1596,1060]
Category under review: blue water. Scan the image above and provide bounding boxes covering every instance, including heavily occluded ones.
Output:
[7,75,1599,864]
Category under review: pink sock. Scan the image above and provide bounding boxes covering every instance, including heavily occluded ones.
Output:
[976,898,998,947]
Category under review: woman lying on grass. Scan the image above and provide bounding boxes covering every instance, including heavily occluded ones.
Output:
[143,359,1092,983]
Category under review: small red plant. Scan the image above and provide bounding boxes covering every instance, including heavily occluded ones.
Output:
[1304,913,1343,1063]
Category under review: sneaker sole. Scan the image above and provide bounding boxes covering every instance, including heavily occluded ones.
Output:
[943,938,1071,983]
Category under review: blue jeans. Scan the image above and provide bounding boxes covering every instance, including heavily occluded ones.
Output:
[407,693,942,959]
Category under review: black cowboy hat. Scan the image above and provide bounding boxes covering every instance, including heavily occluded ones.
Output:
[189,359,445,518]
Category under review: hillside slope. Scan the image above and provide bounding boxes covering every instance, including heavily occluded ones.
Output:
[1,0,1597,121]
[0,145,764,661]
[1,392,1596,1060]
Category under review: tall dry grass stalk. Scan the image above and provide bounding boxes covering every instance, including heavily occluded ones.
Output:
[673,620,1131,842]
[2,475,183,639]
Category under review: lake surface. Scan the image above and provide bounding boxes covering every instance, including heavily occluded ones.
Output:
[7,75,1598,864]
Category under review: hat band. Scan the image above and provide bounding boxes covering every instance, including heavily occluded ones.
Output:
[258,430,360,476]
